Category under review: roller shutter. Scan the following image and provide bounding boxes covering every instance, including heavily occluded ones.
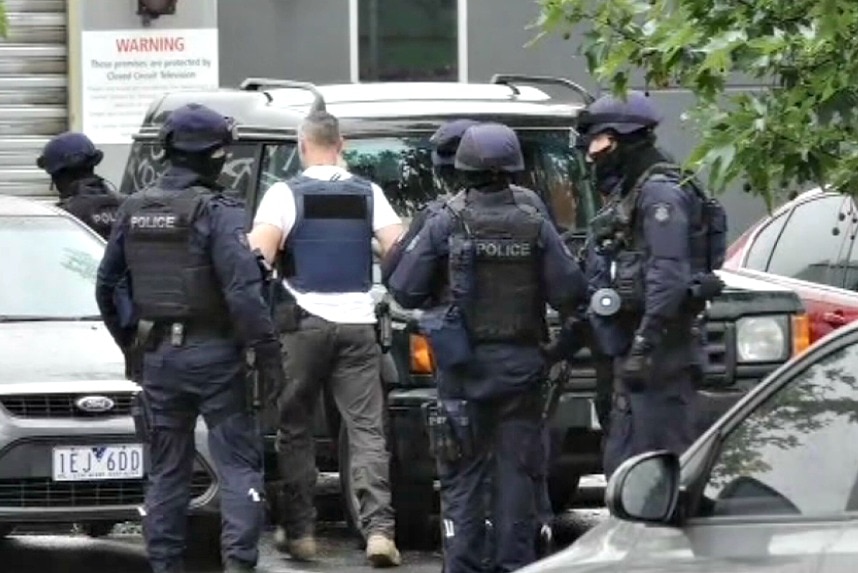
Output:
[0,0,67,200]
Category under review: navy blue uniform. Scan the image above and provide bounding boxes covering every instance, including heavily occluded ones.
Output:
[388,189,585,573]
[95,167,277,573]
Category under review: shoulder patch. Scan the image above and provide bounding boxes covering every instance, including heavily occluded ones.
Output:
[652,202,672,224]
[405,232,421,252]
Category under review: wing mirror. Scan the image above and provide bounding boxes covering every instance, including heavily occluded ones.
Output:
[605,450,681,524]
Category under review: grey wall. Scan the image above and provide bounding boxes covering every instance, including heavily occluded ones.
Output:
[71,0,218,186]
[218,0,350,87]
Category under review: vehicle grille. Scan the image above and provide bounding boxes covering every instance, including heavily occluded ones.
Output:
[553,319,732,387]
[0,393,134,419]
[0,470,214,508]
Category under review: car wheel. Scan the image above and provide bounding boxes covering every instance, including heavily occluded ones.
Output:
[548,472,581,513]
[80,522,116,538]
[185,515,222,566]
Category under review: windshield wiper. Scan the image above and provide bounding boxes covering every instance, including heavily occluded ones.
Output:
[0,315,103,323]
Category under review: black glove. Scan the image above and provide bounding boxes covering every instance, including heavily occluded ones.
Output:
[621,334,654,390]
[253,340,287,404]
[690,273,725,300]
[540,317,587,364]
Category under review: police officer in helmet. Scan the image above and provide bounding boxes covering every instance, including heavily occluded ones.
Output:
[387,123,587,573]
[95,103,287,573]
[37,131,122,240]
[381,119,550,291]
[576,91,727,479]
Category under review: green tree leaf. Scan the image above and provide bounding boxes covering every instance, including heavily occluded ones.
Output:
[532,0,858,202]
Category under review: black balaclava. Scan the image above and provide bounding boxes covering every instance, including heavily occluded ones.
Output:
[53,166,99,199]
[589,130,670,196]
[168,147,226,187]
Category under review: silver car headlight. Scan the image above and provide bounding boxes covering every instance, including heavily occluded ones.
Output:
[735,315,789,362]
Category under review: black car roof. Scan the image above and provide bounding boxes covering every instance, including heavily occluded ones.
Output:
[133,74,593,142]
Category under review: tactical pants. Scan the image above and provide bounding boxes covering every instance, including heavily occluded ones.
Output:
[141,336,264,573]
[276,315,394,539]
[602,365,698,480]
[438,395,543,573]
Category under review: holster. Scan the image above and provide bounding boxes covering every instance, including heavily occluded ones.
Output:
[423,399,476,463]
[375,301,393,353]
[131,391,153,443]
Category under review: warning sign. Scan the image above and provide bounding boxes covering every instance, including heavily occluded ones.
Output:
[81,28,220,144]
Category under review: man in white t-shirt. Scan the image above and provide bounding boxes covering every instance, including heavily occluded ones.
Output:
[248,110,403,567]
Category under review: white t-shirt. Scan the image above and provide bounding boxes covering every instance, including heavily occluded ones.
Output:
[253,165,401,324]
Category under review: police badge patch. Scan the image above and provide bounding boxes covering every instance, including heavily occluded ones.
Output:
[652,203,672,224]
[405,233,421,252]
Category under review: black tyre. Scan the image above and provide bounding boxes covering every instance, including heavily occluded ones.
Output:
[548,473,581,513]
[338,423,436,550]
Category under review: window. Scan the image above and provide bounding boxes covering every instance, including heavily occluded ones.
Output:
[256,130,599,232]
[700,342,858,518]
[358,0,458,81]
[0,215,104,319]
[119,141,259,202]
[744,212,787,272]
[766,196,851,286]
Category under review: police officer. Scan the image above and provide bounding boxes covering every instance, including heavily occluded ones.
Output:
[382,119,551,300]
[387,123,587,573]
[95,103,286,573]
[37,131,123,240]
[574,91,726,479]
[249,110,403,567]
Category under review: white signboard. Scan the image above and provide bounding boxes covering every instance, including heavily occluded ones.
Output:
[81,28,220,145]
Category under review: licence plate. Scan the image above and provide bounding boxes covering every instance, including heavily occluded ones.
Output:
[52,444,144,482]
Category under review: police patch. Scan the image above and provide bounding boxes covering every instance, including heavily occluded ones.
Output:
[652,203,672,224]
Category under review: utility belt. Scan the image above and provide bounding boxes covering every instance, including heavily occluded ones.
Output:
[137,319,234,350]
[423,391,543,464]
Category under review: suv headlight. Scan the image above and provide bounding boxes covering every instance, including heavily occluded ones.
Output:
[735,316,789,362]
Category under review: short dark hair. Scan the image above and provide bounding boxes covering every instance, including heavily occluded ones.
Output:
[299,110,341,148]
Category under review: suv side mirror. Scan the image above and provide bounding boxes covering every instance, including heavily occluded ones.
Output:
[606,450,681,524]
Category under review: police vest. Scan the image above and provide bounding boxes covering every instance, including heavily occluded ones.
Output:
[283,175,374,293]
[447,193,544,344]
[59,179,122,240]
[123,186,229,323]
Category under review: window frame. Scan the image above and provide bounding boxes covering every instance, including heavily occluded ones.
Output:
[679,329,858,525]
[349,0,468,83]
[762,195,853,288]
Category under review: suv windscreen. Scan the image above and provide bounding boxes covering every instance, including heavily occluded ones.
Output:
[120,129,598,233]
[258,129,598,232]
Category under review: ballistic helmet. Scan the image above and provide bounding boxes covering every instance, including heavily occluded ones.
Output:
[36,132,103,175]
[159,103,237,153]
[454,123,524,173]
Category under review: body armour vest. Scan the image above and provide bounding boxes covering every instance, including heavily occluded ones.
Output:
[59,178,122,240]
[284,174,374,293]
[123,186,229,322]
[448,193,544,344]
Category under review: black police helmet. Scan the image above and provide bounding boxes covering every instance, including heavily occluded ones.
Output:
[429,119,480,167]
[36,132,103,176]
[454,123,525,173]
[577,91,661,138]
[159,103,238,153]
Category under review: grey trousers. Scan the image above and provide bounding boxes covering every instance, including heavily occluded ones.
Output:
[276,315,395,539]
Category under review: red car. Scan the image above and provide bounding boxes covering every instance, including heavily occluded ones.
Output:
[724,188,858,343]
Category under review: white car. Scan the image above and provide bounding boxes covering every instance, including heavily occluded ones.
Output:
[0,195,220,545]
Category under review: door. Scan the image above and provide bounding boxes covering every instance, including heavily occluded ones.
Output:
[740,195,858,341]
[618,338,858,573]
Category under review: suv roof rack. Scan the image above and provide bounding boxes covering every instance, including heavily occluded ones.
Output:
[490,74,595,105]
[239,77,327,113]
